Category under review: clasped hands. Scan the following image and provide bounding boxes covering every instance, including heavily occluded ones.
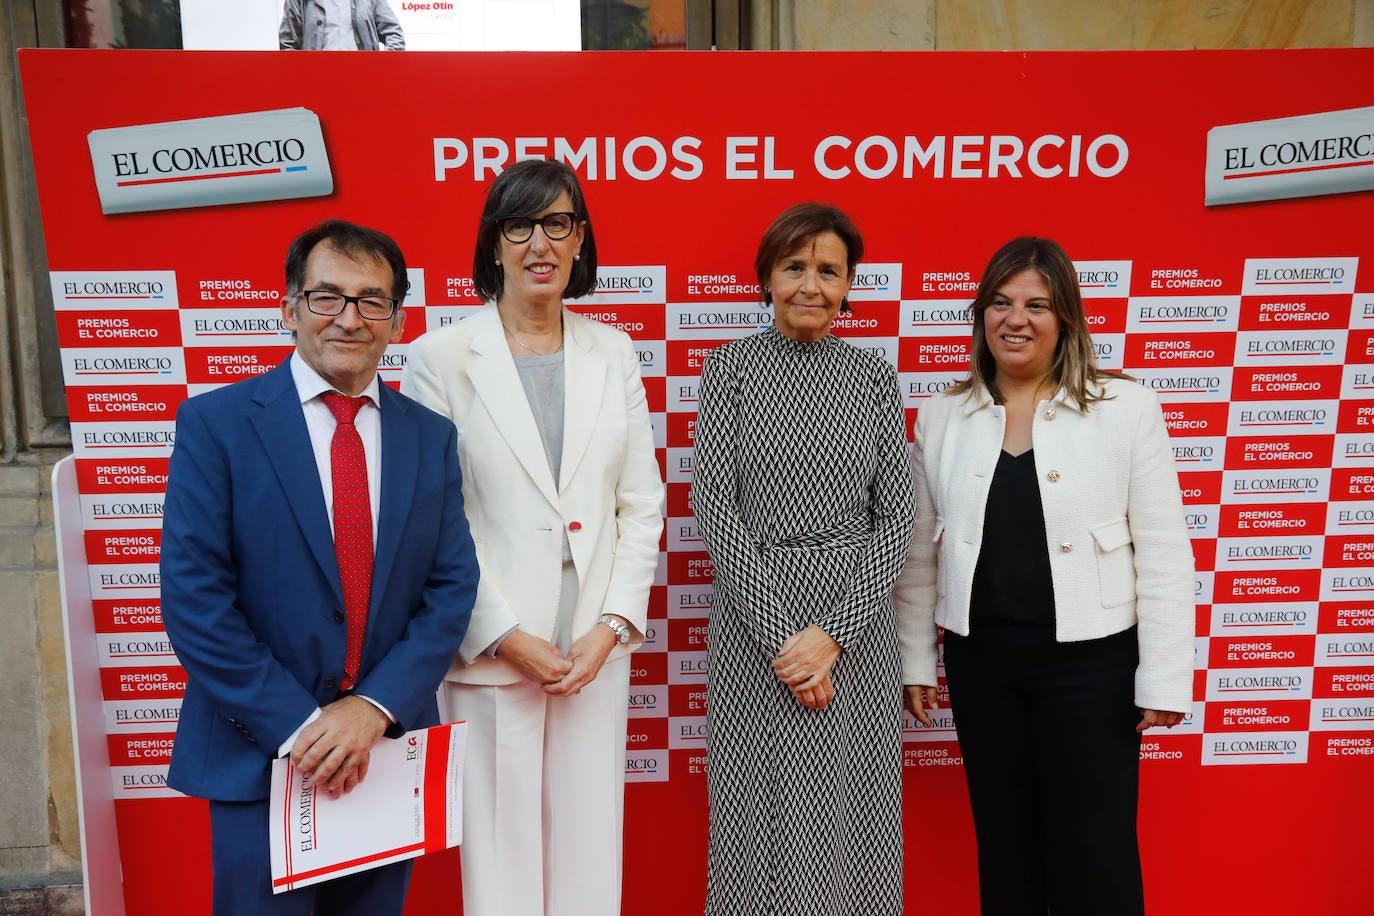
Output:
[497,624,619,697]
[773,625,842,710]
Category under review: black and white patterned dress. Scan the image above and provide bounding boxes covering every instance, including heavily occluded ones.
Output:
[693,327,916,916]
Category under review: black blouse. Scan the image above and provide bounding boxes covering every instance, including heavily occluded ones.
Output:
[969,449,1056,627]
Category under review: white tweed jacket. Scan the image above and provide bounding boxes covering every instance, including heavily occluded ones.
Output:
[894,377,1195,712]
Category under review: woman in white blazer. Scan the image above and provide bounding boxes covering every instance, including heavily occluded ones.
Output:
[402,159,663,916]
[895,237,1194,916]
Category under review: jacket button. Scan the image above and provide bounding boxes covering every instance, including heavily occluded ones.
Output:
[1060,542,1073,552]
[1043,407,1057,421]
[568,521,582,532]
[324,678,338,690]
[1047,470,1061,483]
[333,609,346,623]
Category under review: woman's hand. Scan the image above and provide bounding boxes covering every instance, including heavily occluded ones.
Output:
[1137,708,1186,733]
[903,685,939,727]
[772,625,842,691]
[792,673,835,710]
[496,629,573,686]
[544,622,619,697]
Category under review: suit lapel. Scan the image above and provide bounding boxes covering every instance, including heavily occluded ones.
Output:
[559,315,606,493]
[249,362,343,605]
[371,385,417,615]
[466,305,560,507]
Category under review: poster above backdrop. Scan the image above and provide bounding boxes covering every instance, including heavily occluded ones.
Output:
[178,0,581,50]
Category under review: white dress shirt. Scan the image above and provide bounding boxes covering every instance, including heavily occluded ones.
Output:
[291,351,383,544]
[278,352,392,756]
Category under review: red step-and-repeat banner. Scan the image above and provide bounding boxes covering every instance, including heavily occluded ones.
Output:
[21,48,1374,914]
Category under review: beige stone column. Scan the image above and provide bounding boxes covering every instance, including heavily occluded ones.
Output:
[0,0,81,902]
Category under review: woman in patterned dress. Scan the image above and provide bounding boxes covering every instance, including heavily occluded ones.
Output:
[692,202,916,915]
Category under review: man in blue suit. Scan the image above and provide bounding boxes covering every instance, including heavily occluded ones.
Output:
[161,219,478,915]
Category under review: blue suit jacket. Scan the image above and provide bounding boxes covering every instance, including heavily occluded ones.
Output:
[161,360,478,802]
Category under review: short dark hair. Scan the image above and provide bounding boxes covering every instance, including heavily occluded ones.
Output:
[284,219,410,314]
[754,202,863,304]
[471,158,598,302]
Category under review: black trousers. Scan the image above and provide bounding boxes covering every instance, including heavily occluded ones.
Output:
[943,623,1145,916]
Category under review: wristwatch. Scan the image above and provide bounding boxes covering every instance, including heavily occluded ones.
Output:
[598,614,632,646]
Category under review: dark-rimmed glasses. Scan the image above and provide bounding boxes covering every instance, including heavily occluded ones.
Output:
[498,212,577,244]
[300,290,400,321]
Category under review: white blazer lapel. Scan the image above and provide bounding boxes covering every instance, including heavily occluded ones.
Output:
[465,306,560,508]
[559,314,607,494]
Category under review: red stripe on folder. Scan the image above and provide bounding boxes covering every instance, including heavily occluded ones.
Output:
[282,759,295,883]
[274,843,426,889]
[423,724,452,853]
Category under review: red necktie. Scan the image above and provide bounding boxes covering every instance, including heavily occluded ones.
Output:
[320,392,373,691]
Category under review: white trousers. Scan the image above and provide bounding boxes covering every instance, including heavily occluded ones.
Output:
[445,653,631,916]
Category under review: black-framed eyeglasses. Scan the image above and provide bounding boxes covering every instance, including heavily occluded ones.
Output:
[497,212,577,244]
[300,290,400,321]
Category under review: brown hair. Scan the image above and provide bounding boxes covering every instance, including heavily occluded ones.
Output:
[754,203,863,310]
[950,236,1126,407]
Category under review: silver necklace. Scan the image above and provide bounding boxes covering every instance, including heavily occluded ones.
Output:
[502,323,563,356]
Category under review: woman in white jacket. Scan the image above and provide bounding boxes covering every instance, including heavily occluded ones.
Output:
[895,237,1193,916]
[402,159,663,916]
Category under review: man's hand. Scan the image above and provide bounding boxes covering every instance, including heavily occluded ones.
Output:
[289,695,389,794]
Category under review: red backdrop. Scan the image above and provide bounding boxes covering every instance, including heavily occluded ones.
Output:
[22,48,1374,914]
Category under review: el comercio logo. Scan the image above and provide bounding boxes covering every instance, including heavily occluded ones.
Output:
[87,108,333,214]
